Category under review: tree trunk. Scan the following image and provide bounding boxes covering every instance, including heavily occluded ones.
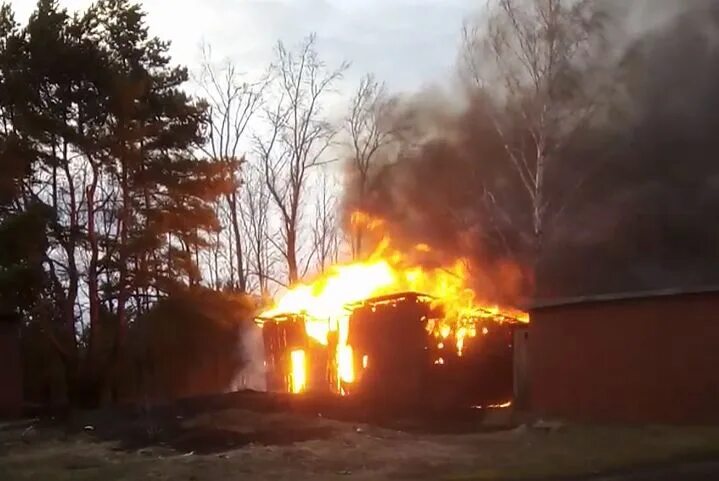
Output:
[86,177,101,366]
[286,226,299,284]
[193,228,200,286]
[213,226,221,289]
[227,192,246,292]
[62,138,79,363]
[530,150,547,293]
[114,164,131,402]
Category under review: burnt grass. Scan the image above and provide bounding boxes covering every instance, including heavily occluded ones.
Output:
[5,392,719,481]
[36,390,494,454]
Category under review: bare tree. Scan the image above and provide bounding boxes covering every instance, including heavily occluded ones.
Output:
[461,0,607,263]
[344,74,398,259]
[240,166,274,295]
[198,45,267,292]
[43,132,87,362]
[203,198,227,290]
[256,34,348,284]
[311,169,340,273]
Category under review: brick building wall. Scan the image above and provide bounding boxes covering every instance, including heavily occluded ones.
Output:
[529,289,719,424]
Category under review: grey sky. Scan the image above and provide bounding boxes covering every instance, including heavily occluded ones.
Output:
[11,0,476,94]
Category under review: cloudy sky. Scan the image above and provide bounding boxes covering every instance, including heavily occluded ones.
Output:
[11,0,477,95]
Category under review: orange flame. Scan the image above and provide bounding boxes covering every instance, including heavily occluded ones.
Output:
[290,350,306,394]
[258,211,528,394]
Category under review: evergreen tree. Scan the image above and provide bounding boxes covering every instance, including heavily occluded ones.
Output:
[0,4,51,324]
[0,0,233,405]
[88,0,232,348]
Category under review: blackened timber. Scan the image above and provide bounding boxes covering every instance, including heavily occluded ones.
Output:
[348,294,430,404]
[261,316,307,393]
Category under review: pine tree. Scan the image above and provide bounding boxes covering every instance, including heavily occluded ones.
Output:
[0,0,233,405]
[89,0,231,325]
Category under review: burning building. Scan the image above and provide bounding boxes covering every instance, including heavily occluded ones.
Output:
[255,230,528,407]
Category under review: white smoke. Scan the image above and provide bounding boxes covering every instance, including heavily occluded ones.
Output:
[230,321,267,392]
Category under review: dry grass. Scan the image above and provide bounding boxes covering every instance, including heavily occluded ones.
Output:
[452,425,719,480]
[1,409,719,481]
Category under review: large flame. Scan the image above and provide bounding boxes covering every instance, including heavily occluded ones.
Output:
[258,212,528,394]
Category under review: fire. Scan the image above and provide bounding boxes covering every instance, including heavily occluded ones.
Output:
[472,401,512,409]
[257,211,528,395]
[260,261,396,345]
[290,350,306,394]
[338,345,354,383]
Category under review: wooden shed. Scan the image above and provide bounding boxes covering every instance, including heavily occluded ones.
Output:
[528,287,719,424]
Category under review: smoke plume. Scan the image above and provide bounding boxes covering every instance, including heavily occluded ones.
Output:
[231,321,267,392]
[344,0,719,301]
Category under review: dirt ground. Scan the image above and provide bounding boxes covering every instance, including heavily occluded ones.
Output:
[2,392,719,481]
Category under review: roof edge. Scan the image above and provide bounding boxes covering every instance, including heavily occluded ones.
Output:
[528,285,719,310]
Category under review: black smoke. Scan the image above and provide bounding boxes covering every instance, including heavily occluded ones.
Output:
[542,0,719,297]
[345,1,719,301]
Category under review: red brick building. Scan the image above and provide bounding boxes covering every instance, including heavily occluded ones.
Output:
[528,287,719,424]
[0,316,22,418]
